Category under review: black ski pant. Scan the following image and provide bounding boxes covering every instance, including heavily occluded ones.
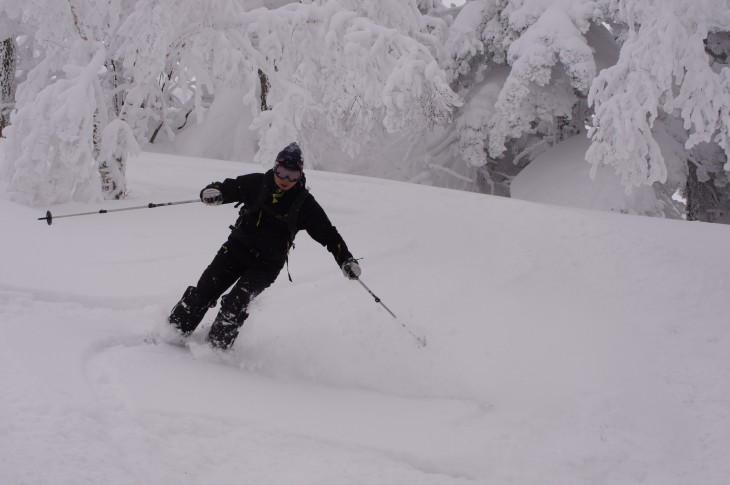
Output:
[169,240,284,348]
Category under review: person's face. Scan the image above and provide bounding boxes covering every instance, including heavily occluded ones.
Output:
[273,165,302,191]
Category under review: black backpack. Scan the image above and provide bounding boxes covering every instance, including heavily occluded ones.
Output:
[241,176,311,245]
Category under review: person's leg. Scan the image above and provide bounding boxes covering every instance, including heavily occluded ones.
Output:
[169,245,241,335]
[207,262,282,349]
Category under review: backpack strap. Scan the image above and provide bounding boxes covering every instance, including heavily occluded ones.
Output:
[241,177,271,220]
[242,177,311,244]
[261,187,310,283]
[284,188,311,242]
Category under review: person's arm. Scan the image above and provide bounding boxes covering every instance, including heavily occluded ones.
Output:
[200,173,261,205]
[301,197,361,279]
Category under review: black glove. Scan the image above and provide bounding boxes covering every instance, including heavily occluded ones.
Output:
[341,258,362,280]
[200,183,223,206]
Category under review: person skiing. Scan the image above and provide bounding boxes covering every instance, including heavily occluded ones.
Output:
[166,142,361,350]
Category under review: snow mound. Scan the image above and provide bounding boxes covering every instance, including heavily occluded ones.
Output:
[511,133,673,216]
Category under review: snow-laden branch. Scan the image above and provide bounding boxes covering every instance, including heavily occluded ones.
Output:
[588,0,730,186]
[488,1,596,158]
[244,0,461,163]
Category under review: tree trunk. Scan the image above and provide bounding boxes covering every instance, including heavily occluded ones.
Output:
[99,158,126,200]
[685,161,717,222]
[99,59,127,199]
[106,59,125,117]
[259,69,270,112]
[0,37,17,137]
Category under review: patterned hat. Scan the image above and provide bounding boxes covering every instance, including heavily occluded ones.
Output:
[275,142,304,170]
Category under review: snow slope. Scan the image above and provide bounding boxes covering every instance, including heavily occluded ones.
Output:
[1,151,729,485]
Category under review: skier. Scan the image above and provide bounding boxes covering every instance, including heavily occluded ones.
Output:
[166,142,361,350]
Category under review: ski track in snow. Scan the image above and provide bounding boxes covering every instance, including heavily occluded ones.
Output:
[81,324,489,482]
[1,287,485,484]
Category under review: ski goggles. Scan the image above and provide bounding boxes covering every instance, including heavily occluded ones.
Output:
[274,164,302,182]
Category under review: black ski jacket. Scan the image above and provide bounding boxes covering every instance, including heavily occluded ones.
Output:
[214,170,353,266]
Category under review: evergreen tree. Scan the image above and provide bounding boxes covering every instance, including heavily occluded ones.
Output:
[435,0,729,219]
[430,0,608,196]
[587,0,730,218]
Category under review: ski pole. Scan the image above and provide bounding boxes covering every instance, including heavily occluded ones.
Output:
[356,277,427,347]
[38,199,201,226]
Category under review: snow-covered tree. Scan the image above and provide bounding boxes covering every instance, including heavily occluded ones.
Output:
[685,30,730,222]
[2,0,461,204]
[0,0,140,203]
[586,0,730,220]
[4,45,107,205]
[3,0,726,222]
[421,0,608,196]
[244,0,460,166]
[588,0,730,186]
[486,0,596,158]
[423,0,729,220]
[114,0,251,143]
